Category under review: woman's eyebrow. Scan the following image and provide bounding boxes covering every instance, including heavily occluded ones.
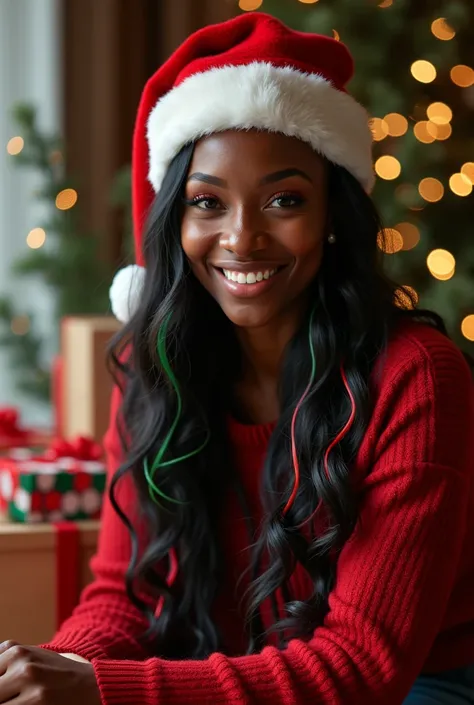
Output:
[260,168,313,185]
[187,173,229,188]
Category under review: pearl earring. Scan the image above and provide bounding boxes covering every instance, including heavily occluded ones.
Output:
[328,233,336,244]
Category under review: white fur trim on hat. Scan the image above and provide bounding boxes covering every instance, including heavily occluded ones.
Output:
[147,62,375,193]
[109,264,146,323]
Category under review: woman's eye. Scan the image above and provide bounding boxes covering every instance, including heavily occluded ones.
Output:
[270,194,303,208]
[186,196,221,210]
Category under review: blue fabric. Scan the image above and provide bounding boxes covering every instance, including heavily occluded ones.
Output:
[403,665,474,704]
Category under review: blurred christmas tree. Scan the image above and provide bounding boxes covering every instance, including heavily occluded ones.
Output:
[0,104,111,400]
[110,164,133,261]
[245,0,474,351]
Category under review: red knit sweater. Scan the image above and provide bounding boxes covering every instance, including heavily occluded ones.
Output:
[42,323,474,704]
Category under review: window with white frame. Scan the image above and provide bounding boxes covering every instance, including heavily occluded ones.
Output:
[0,0,60,425]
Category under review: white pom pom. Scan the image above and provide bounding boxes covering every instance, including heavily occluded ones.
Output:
[109,264,146,323]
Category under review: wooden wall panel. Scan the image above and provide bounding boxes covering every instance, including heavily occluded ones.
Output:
[160,0,236,60]
[62,0,238,266]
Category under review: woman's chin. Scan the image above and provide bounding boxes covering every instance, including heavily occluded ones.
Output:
[219,304,279,330]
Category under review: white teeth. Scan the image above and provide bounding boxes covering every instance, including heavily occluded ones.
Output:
[222,268,279,284]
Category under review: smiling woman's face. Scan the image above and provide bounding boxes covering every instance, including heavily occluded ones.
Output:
[181,130,328,329]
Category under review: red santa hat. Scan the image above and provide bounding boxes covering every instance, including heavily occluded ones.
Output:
[110,12,374,323]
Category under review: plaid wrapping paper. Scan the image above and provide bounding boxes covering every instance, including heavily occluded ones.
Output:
[0,437,106,523]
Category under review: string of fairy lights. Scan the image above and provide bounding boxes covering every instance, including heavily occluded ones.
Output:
[369,12,474,341]
[237,0,474,342]
[4,0,474,342]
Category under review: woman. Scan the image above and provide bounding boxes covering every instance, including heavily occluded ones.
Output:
[0,12,473,705]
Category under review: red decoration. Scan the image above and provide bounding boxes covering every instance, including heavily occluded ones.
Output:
[31,492,43,512]
[54,522,80,629]
[43,436,103,463]
[0,406,54,452]
[45,491,62,512]
[0,407,29,443]
[74,472,92,492]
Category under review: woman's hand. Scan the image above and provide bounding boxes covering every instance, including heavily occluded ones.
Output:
[0,641,101,705]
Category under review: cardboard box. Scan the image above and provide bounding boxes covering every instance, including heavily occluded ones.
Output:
[61,316,121,443]
[0,514,98,644]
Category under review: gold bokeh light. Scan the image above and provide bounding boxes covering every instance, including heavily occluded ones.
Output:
[375,155,401,180]
[426,102,452,125]
[377,228,403,254]
[449,173,473,197]
[431,18,455,41]
[6,136,24,156]
[460,162,474,185]
[395,286,419,310]
[411,60,437,83]
[427,249,455,280]
[414,121,436,144]
[55,188,78,211]
[396,222,421,250]
[461,315,474,342]
[370,117,389,141]
[238,0,263,9]
[418,178,444,203]
[384,113,408,137]
[26,227,46,249]
[450,65,474,88]
[432,123,452,141]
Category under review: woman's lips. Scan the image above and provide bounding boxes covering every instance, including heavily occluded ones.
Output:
[212,265,287,298]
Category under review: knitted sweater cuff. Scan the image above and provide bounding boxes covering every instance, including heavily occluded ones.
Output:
[93,658,160,705]
[40,629,109,661]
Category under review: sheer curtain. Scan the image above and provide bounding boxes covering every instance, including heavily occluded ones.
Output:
[0,0,61,425]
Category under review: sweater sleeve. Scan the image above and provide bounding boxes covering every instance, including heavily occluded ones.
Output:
[40,384,157,661]
[91,335,474,705]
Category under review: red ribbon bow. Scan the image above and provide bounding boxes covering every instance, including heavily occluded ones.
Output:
[44,436,103,462]
[0,407,28,439]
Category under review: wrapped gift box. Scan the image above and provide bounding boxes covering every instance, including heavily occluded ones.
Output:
[0,437,106,523]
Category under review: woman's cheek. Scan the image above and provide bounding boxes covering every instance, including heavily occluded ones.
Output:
[181,219,216,259]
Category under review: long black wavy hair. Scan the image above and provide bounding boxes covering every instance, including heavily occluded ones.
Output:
[108,140,447,659]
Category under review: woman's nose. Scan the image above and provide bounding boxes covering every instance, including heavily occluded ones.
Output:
[218,207,269,257]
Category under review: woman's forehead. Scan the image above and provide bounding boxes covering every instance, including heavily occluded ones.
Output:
[189,129,325,176]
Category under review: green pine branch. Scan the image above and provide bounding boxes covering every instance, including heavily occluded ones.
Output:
[110,164,134,261]
[0,297,50,400]
[1,103,114,400]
